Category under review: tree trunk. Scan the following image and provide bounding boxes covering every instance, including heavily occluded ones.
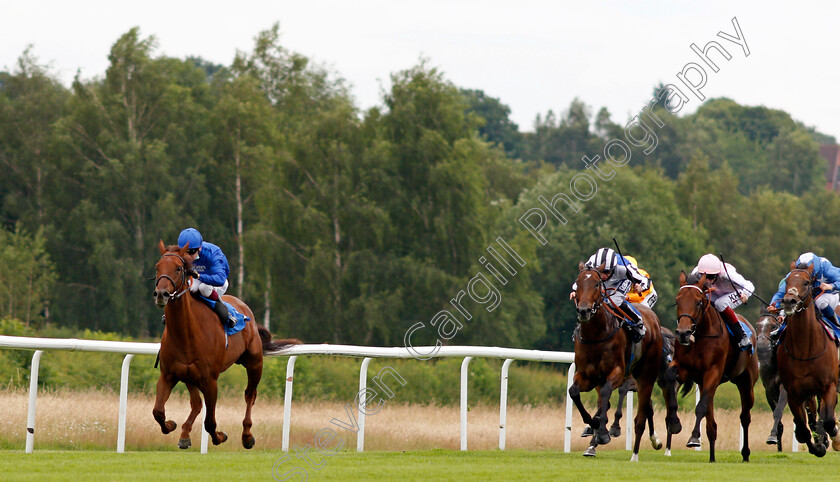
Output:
[235,128,245,298]
[263,265,271,331]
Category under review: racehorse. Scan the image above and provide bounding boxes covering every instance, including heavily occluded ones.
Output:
[569,263,664,460]
[666,271,758,463]
[152,241,300,449]
[776,265,840,457]
[581,327,676,454]
[755,311,787,450]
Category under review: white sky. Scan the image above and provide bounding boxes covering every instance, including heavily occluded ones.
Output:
[3,0,839,139]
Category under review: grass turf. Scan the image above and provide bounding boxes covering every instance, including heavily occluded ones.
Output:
[0,448,836,481]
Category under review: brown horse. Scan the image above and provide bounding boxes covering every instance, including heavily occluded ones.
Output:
[569,264,664,460]
[666,272,758,463]
[777,265,840,457]
[152,241,300,449]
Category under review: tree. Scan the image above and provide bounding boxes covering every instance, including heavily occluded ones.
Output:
[460,88,524,158]
[0,224,56,327]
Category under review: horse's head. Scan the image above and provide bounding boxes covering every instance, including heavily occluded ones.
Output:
[153,239,192,308]
[574,262,607,322]
[781,263,814,316]
[675,270,709,345]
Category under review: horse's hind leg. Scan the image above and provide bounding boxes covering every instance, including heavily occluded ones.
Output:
[177,384,202,449]
[152,373,178,435]
[241,357,263,449]
[820,384,839,450]
[631,379,655,461]
[201,380,228,445]
[768,385,787,451]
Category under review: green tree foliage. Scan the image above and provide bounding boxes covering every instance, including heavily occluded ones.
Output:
[0,225,56,327]
[460,88,524,158]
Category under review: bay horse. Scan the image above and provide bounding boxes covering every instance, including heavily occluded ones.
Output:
[581,327,676,454]
[756,311,788,450]
[569,264,664,460]
[776,265,840,457]
[152,241,300,449]
[666,271,758,463]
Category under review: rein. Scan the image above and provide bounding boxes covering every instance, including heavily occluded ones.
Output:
[781,270,828,361]
[155,253,191,300]
[574,268,621,344]
[676,284,722,338]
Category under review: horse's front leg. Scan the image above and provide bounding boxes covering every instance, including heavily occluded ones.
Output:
[820,383,839,451]
[201,378,229,445]
[568,375,596,431]
[791,396,824,457]
[177,384,203,449]
[664,365,682,435]
[152,373,178,435]
[610,379,630,438]
[687,369,722,456]
[768,384,787,450]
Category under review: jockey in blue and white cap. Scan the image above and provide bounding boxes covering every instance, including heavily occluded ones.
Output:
[571,247,651,342]
[178,228,232,326]
[769,252,840,329]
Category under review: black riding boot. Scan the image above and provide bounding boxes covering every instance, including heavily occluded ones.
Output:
[620,301,646,343]
[213,300,230,327]
[722,306,752,352]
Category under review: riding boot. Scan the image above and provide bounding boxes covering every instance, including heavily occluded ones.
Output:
[620,301,646,343]
[722,306,752,352]
[207,290,231,327]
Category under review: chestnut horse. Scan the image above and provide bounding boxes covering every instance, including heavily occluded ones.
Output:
[152,241,300,449]
[777,265,840,457]
[755,311,788,450]
[569,264,664,460]
[667,272,758,463]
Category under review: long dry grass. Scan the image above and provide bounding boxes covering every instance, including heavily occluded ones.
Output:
[0,388,800,453]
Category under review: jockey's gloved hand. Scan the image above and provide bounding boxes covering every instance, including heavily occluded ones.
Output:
[189,278,200,293]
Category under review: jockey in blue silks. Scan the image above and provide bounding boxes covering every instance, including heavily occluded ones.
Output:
[178,228,232,326]
[570,247,651,342]
[768,252,840,340]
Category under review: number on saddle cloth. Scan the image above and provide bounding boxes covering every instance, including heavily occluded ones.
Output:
[198,294,250,335]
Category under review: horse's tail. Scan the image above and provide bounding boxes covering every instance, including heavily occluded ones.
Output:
[679,380,695,398]
[658,327,676,387]
[258,325,302,353]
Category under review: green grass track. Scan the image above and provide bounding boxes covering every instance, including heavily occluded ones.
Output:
[1,449,837,481]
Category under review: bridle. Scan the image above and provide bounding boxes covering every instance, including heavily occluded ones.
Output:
[783,269,815,315]
[574,267,622,344]
[155,253,191,300]
[676,284,710,337]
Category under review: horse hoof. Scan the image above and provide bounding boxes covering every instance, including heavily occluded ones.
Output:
[595,432,611,446]
[163,420,177,434]
[812,444,827,458]
[832,436,840,452]
[178,438,191,449]
[650,434,663,450]
[664,449,672,457]
[213,431,228,445]
[243,434,256,449]
[667,418,682,435]
[581,426,594,437]
[630,453,639,462]
[609,426,621,438]
[583,446,597,457]
[766,435,778,445]
[686,436,701,448]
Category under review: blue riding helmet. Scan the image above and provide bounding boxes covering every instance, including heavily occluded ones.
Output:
[178,228,203,250]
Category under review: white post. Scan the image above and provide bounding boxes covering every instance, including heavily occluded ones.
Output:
[564,363,576,453]
[117,354,134,453]
[792,430,799,452]
[357,357,372,452]
[25,350,44,454]
[460,357,473,451]
[200,399,209,454]
[625,389,634,450]
[695,386,702,451]
[282,356,297,452]
[499,359,514,450]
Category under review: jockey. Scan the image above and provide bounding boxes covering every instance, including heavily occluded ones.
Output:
[570,247,650,342]
[623,255,658,309]
[691,253,753,351]
[768,252,840,331]
[178,228,232,326]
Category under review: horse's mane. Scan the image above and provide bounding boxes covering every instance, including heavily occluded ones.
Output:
[685,271,703,285]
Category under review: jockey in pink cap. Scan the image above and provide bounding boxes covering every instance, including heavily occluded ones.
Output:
[691,253,753,351]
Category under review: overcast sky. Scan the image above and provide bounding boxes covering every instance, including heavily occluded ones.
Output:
[3,0,839,139]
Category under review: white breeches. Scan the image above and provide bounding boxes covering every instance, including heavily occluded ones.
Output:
[713,291,743,311]
[190,278,229,298]
[816,291,839,311]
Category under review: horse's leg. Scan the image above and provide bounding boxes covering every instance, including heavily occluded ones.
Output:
[593,372,622,447]
[177,384,202,449]
[241,356,263,449]
[705,396,718,463]
[568,378,597,433]
[687,370,721,453]
[736,378,755,462]
[201,379,229,445]
[664,366,682,435]
[820,382,839,451]
[580,386,601,437]
[610,380,628,438]
[631,378,655,461]
[152,373,178,435]
[791,397,822,457]
[769,384,787,450]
